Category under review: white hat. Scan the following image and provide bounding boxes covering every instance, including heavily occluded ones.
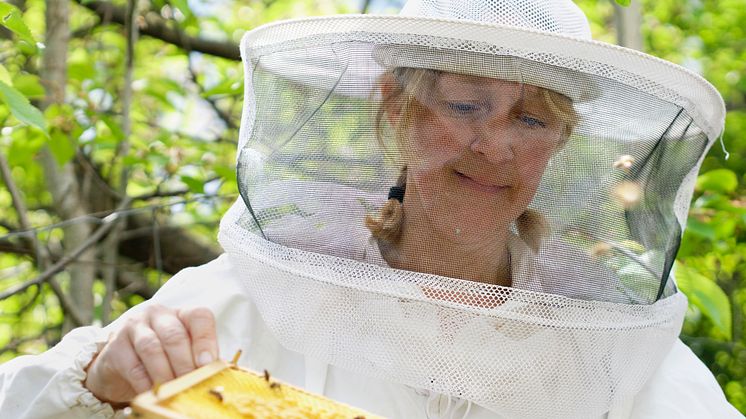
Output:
[399,0,592,40]
[240,0,723,140]
[372,0,598,102]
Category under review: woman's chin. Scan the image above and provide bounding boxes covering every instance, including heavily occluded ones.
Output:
[436,221,509,245]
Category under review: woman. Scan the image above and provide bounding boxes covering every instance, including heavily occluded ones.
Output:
[0,0,741,418]
[368,68,587,290]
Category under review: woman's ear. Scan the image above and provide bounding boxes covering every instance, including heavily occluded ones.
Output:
[379,72,403,125]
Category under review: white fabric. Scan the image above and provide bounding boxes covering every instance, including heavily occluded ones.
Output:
[399,0,592,40]
[0,254,741,418]
[220,179,685,418]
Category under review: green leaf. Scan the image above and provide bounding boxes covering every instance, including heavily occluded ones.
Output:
[0,64,11,85]
[213,165,236,181]
[0,81,47,135]
[696,169,738,194]
[11,74,45,100]
[0,3,37,51]
[686,217,717,240]
[47,130,76,166]
[202,79,243,97]
[674,262,732,340]
[68,60,96,83]
[180,175,204,193]
[615,0,631,6]
[7,128,45,166]
[100,115,125,140]
[170,0,193,20]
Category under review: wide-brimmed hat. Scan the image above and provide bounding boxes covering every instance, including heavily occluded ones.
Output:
[399,0,592,39]
[240,0,724,141]
[373,0,598,102]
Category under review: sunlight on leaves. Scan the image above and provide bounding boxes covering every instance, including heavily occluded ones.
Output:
[0,3,38,52]
[0,81,47,135]
[675,262,732,341]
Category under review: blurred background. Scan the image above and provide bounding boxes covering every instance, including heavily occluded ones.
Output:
[0,0,744,413]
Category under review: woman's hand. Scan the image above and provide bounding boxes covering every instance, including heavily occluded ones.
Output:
[83,305,218,405]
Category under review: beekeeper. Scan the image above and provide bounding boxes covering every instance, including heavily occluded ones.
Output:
[0,0,742,418]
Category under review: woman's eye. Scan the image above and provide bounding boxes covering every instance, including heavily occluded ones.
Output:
[519,115,547,128]
[446,101,483,116]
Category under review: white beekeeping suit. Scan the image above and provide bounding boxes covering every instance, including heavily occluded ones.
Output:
[1,0,744,418]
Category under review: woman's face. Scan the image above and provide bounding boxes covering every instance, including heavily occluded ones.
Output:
[401,73,566,243]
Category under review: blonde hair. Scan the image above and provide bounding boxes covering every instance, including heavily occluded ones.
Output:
[365,68,578,252]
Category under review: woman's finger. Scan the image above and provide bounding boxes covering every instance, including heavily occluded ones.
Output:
[86,326,147,402]
[150,307,197,377]
[178,307,218,367]
[111,334,152,395]
[128,319,175,385]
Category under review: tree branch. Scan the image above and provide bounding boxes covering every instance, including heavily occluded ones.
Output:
[0,150,87,326]
[0,237,34,256]
[74,0,240,61]
[361,0,373,14]
[117,269,156,299]
[0,197,132,301]
[102,0,138,325]
[187,55,238,130]
[0,324,62,356]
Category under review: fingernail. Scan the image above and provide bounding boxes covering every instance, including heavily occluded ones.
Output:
[197,351,214,366]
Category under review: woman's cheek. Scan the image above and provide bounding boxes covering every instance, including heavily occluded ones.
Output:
[408,123,464,169]
[516,146,554,191]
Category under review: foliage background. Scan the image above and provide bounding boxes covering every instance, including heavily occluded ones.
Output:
[0,0,744,414]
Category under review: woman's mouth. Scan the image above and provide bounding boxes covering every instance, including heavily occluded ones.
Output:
[455,171,508,194]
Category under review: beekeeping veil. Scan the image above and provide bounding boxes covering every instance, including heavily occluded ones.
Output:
[217,0,726,417]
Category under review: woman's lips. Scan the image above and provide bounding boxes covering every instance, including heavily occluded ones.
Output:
[455,171,508,194]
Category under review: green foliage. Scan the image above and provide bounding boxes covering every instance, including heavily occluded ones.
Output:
[0,0,351,364]
[0,80,47,135]
[0,2,38,53]
[697,168,739,194]
[678,165,746,412]
[675,261,732,340]
[0,0,744,414]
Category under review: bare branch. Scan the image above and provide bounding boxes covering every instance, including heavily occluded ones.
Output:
[0,325,62,356]
[131,175,222,201]
[74,0,240,61]
[132,187,191,201]
[0,237,34,256]
[1,283,41,316]
[47,277,87,326]
[1,150,87,326]
[361,0,373,13]
[103,0,138,325]
[726,102,746,113]
[0,197,132,301]
[0,151,34,235]
[0,194,233,242]
[187,55,238,130]
[117,269,156,299]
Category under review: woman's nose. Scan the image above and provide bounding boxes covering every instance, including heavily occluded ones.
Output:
[469,122,516,162]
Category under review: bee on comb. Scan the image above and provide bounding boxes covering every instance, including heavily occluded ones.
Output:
[128,350,380,418]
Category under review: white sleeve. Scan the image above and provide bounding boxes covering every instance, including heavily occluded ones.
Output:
[630,339,744,419]
[0,253,245,419]
[0,326,115,419]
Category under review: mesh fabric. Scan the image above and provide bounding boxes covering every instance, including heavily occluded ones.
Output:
[219,8,725,419]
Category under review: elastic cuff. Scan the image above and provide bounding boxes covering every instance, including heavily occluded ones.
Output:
[65,334,118,417]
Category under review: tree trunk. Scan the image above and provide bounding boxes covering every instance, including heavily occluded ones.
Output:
[41,0,95,330]
[614,1,644,51]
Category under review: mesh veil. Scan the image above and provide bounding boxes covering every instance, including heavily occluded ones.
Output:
[218,4,725,418]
